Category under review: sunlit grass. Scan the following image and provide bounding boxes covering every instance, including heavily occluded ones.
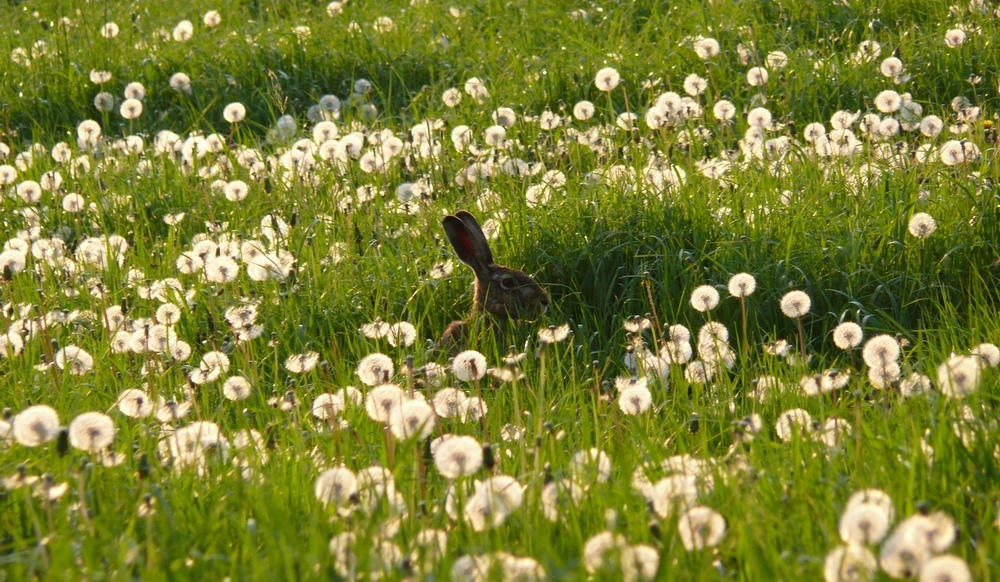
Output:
[1,0,999,580]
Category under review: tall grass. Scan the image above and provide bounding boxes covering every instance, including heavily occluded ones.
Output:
[1,0,999,580]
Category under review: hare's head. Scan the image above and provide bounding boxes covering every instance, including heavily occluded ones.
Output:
[443,211,548,321]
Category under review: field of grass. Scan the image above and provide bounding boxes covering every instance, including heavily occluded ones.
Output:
[1,0,1000,579]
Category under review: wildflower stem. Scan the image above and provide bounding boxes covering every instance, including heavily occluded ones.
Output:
[529,348,548,508]
[739,297,749,362]
[74,466,94,534]
[854,391,863,462]
[384,426,395,471]
[474,377,487,436]
[146,509,157,573]
[642,277,663,342]
[796,317,806,364]
[33,299,62,394]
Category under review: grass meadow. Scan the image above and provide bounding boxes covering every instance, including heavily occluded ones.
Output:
[2,0,1000,579]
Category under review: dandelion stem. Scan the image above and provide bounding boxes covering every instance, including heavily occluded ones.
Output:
[854,391,863,462]
[529,347,548,509]
[796,316,806,365]
[384,425,395,471]
[642,278,663,341]
[74,466,94,534]
[739,297,749,362]
[475,377,487,437]
[146,508,157,573]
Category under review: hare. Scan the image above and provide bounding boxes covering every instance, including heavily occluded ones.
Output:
[437,211,548,352]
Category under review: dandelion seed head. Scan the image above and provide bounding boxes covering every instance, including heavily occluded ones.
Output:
[690,285,720,312]
[452,350,487,382]
[775,408,813,442]
[920,115,944,138]
[169,72,192,94]
[432,387,467,418]
[683,74,708,96]
[582,531,628,573]
[844,489,895,526]
[879,523,933,577]
[573,100,595,120]
[311,393,344,420]
[389,399,435,441]
[0,250,28,275]
[364,383,406,423]
[944,28,966,48]
[538,323,571,344]
[16,180,43,204]
[492,107,517,128]
[839,502,891,545]
[869,361,903,389]
[898,372,932,398]
[284,351,320,374]
[713,100,736,121]
[55,345,94,375]
[137,495,157,517]
[356,352,394,385]
[94,92,115,112]
[117,388,153,418]
[484,125,506,148]
[698,322,729,345]
[734,413,764,442]
[326,1,344,16]
[766,51,789,69]
[684,360,712,384]
[692,37,720,60]
[618,318,649,339]
[432,434,483,478]
[90,70,112,84]
[12,405,60,447]
[442,87,462,107]
[919,554,971,582]
[463,77,490,101]
[222,376,252,401]
[618,385,653,415]
[386,322,417,347]
[824,544,878,582]
[880,56,904,78]
[119,98,143,120]
[677,505,727,550]
[594,67,621,92]
[315,467,358,507]
[223,102,246,123]
[746,66,769,86]
[874,90,902,113]
[861,334,901,367]
[747,107,773,130]
[68,411,115,452]
[100,22,119,38]
[833,322,864,350]
[937,354,981,398]
[727,273,756,297]
[172,20,194,41]
[779,290,811,318]
[907,213,937,238]
[569,448,612,484]
[203,10,222,28]
[971,343,1000,367]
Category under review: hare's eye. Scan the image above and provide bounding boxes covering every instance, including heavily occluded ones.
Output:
[499,275,517,290]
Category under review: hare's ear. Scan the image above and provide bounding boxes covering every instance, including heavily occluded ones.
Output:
[454,210,494,265]
[444,213,490,275]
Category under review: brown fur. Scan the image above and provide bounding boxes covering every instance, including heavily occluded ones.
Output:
[436,211,547,353]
